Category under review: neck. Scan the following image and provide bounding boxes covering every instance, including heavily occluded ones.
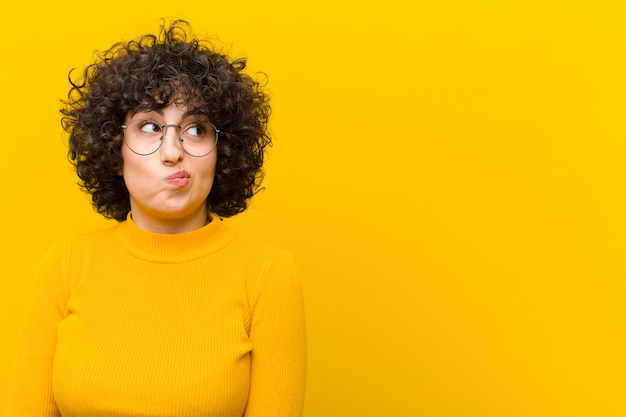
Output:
[130,211,211,234]
[117,213,232,263]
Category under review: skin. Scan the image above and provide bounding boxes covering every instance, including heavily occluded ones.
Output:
[119,102,218,234]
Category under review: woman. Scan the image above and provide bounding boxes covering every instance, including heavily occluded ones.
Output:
[6,20,306,417]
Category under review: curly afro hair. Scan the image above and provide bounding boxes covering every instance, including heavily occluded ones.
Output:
[61,20,272,221]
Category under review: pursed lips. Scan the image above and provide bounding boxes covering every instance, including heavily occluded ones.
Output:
[166,170,190,187]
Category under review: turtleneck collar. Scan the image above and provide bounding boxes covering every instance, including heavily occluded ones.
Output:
[114,213,235,263]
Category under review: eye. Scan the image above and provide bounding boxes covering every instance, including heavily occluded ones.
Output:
[138,120,161,134]
[184,123,206,137]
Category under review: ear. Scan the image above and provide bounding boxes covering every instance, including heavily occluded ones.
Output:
[117,140,125,176]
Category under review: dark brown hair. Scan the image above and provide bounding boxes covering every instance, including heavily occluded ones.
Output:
[62,20,271,221]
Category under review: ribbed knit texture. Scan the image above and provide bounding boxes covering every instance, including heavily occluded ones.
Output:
[5,215,306,417]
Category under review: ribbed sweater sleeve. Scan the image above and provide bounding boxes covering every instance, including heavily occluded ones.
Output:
[245,252,307,417]
[6,239,68,417]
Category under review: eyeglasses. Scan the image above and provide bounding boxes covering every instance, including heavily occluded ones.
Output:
[121,118,220,157]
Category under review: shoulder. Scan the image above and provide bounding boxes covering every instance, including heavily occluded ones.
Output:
[235,238,299,305]
[46,224,119,250]
[221,228,299,298]
[225,229,296,273]
[37,224,120,282]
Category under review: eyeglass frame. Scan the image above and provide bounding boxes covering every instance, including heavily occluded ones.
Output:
[121,118,220,157]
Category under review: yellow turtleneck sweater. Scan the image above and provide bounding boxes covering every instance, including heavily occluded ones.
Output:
[6,216,306,417]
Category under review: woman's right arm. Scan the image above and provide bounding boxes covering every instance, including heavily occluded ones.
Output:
[4,239,68,417]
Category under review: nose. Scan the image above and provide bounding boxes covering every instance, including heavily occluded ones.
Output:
[159,124,184,164]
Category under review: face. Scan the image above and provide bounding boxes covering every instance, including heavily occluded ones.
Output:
[119,102,218,233]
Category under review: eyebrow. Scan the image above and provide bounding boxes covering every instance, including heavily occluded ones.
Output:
[130,108,206,119]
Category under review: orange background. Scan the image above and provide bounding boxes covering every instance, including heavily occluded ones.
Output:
[2,1,626,416]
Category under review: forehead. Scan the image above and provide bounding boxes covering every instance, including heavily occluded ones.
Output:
[129,98,208,119]
[131,82,207,113]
